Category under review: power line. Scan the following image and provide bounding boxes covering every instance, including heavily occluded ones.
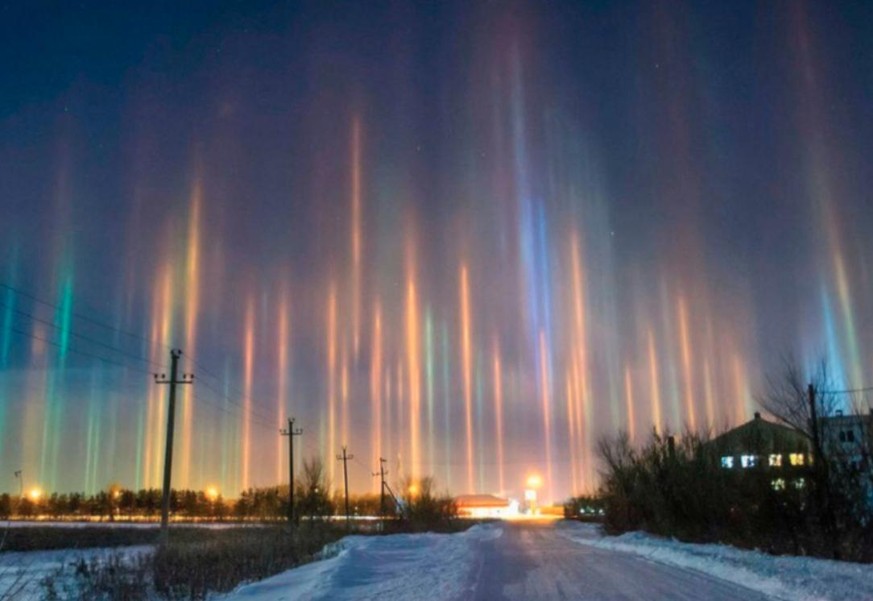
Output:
[9,325,154,376]
[0,299,167,371]
[183,355,279,425]
[0,282,172,354]
[190,391,278,432]
[193,375,278,426]
[821,386,873,395]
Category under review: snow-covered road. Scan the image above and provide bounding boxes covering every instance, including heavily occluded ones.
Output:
[229,519,873,600]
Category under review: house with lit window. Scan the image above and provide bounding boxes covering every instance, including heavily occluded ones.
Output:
[709,412,811,491]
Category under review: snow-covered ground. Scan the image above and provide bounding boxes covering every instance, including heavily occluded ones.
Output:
[559,521,873,601]
[225,520,873,601]
[224,525,504,601]
[3,520,871,600]
[0,545,152,600]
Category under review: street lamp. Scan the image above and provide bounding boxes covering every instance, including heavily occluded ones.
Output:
[525,474,543,515]
[206,486,219,502]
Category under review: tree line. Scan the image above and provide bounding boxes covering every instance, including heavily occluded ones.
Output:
[1,457,458,529]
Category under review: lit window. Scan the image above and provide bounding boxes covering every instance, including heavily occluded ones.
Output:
[789,453,805,466]
[771,478,786,491]
[721,456,734,469]
[768,454,782,467]
[794,478,806,489]
[740,454,757,468]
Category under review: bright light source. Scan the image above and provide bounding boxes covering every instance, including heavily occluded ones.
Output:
[206,486,219,501]
[28,487,42,501]
[407,483,419,497]
[526,474,543,489]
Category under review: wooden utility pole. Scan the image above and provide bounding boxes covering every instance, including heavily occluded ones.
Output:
[280,417,303,526]
[378,458,388,516]
[336,445,354,529]
[373,457,388,530]
[154,349,193,545]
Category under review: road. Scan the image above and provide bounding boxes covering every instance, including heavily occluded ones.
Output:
[470,520,771,601]
[230,519,779,600]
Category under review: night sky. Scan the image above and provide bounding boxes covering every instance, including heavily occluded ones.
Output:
[2,1,873,502]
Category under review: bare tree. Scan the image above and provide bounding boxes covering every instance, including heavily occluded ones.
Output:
[757,357,855,559]
[757,357,840,443]
[295,457,334,520]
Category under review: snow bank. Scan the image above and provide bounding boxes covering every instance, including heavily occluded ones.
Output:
[559,522,873,601]
[224,524,503,601]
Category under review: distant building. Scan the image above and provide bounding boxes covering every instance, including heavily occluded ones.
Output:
[455,494,518,518]
[820,411,873,472]
[709,412,811,491]
[819,410,873,508]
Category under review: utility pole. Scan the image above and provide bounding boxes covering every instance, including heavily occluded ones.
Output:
[372,457,388,530]
[376,458,388,516]
[808,383,820,460]
[154,349,193,545]
[336,445,354,529]
[280,417,303,526]
[13,470,22,499]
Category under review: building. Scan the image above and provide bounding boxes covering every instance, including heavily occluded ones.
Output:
[710,412,811,490]
[819,411,873,508]
[454,494,519,518]
[820,411,873,472]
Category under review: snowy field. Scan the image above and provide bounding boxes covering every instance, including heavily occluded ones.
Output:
[0,545,152,599]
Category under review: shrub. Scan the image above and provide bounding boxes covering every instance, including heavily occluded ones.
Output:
[396,476,458,532]
[597,427,873,561]
[39,525,343,600]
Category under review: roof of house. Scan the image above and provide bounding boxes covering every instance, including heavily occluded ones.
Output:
[454,494,510,508]
[709,412,810,454]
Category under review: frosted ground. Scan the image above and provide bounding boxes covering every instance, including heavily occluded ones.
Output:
[2,520,872,600]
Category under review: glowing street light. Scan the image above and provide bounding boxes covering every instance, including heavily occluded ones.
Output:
[524,474,542,515]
